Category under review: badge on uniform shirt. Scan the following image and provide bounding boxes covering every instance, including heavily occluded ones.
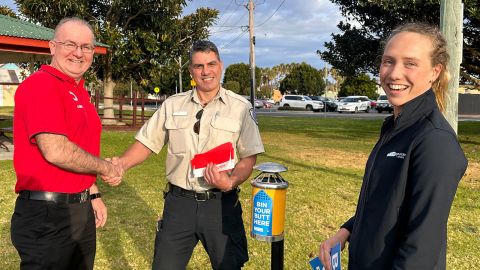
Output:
[249,108,258,125]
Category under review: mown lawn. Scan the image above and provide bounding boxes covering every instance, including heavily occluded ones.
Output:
[1,116,479,269]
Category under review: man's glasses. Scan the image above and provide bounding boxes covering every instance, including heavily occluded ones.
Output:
[193,109,204,134]
[53,40,95,54]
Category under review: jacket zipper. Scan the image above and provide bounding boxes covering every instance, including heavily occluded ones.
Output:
[352,116,398,260]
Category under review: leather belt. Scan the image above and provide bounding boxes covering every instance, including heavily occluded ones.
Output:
[18,190,90,204]
[169,184,236,202]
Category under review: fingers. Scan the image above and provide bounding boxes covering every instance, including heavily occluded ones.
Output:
[101,157,124,186]
[319,238,335,270]
[96,209,107,227]
[91,199,107,228]
[203,163,231,190]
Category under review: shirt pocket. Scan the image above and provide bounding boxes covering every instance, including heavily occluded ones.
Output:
[165,117,189,154]
[211,116,240,142]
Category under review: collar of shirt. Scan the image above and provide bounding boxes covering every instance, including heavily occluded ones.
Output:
[191,87,227,106]
[40,64,85,87]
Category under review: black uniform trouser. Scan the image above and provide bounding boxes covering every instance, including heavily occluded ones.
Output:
[152,189,248,270]
[11,197,96,270]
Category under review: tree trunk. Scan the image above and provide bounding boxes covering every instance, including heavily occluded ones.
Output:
[102,76,116,125]
[102,50,117,125]
[440,0,463,134]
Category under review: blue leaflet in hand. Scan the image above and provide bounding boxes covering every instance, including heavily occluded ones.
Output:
[309,242,341,270]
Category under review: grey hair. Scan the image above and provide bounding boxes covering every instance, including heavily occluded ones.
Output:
[53,17,96,43]
[189,40,221,62]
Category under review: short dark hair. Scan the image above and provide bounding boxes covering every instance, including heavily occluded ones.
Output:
[189,40,221,62]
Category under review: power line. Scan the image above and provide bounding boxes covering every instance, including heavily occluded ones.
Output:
[256,0,287,28]
[211,25,245,28]
[216,0,235,25]
[217,3,242,28]
[211,26,243,34]
[220,28,249,49]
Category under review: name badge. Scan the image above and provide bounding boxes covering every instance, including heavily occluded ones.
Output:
[173,111,187,116]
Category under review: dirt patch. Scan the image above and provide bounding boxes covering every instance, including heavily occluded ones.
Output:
[462,162,480,189]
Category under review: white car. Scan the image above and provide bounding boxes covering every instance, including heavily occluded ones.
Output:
[279,95,324,112]
[376,95,394,113]
[337,96,371,113]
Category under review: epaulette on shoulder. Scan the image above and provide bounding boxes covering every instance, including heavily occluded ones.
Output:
[166,90,190,101]
[225,90,249,105]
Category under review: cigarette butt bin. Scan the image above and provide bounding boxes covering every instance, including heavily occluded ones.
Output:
[251,162,288,242]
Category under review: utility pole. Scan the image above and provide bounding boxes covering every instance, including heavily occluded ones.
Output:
[440,0,463,134]
[248,0,256,109]
[324,63,328,112]
[178,55,183,93]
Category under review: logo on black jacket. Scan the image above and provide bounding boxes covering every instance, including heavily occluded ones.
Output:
[386,152,406,159]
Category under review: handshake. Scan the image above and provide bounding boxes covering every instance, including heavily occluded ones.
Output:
[101,157,125,186]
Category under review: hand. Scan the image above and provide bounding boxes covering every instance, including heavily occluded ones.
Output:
[318,229,349,270]
[101,157,124,186]
[91,198,107,228]
[203,162,233,191]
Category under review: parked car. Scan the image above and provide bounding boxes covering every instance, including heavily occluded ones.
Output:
[259,99,273,109]
[310,96,338,112]
[279,95,324,112]
[376,94,393,113]
[337,96,371,113]
[243,96,267,109]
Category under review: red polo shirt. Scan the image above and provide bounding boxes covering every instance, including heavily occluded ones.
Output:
[13,65,102,193]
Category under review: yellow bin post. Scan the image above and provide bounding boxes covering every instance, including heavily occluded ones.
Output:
[251,162,288,270]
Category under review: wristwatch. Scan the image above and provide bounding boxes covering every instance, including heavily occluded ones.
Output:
[90,193,102,200]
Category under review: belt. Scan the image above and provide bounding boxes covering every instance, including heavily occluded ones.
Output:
[18,190,90,204]
[168,184,237,202]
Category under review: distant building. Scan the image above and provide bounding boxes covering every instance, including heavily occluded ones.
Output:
[0,63,25,106]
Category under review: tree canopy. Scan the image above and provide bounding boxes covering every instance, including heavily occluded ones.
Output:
[15,0,218,87]
[338,73,378,99]
[319,0,480,86]
[279,62,326,96]
[15,0,218,122]
[0,5,17,17]
[223,63,261,95]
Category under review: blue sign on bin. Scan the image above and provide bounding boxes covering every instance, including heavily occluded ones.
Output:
[252,190,273,236]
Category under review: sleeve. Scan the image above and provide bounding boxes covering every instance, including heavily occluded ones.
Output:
[22,79,68,142]
[393,129,467,269]
[236,103,264,158]
[341,216,355,234]
[134,103,168,154]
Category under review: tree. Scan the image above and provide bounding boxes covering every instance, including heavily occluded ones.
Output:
[16,0,218,123]
[0,5,17,17]
[279,62,326,95]
[223,63,261,95]
[223,80,241,94]
[329,68,345,96]
[338,73,378,99]
[319,0,479,86]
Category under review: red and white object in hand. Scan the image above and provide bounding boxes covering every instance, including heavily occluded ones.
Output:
[191,142,235,177]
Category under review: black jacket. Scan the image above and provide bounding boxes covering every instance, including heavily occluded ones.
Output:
[342,90,468,270]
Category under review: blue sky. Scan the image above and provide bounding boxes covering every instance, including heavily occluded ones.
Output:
[2,0,343,70]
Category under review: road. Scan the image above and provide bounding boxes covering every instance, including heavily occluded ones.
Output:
[255,106,480,122]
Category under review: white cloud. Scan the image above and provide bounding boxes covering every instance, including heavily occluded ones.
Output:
[184,0,342,69]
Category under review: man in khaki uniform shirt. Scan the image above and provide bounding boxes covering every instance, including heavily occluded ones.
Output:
[113,40,264,269]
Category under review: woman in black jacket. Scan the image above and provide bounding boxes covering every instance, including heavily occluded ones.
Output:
[318,23,468,270]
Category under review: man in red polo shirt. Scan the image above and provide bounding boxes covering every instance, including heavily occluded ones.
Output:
[11,17,122,269]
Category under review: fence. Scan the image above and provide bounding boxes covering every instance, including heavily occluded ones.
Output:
[92,90,165,126]
[459,94,480,115]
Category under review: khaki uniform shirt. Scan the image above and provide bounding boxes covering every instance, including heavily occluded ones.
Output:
[135,87,264,191]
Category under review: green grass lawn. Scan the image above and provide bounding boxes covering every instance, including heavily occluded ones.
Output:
[1,116,479,269]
